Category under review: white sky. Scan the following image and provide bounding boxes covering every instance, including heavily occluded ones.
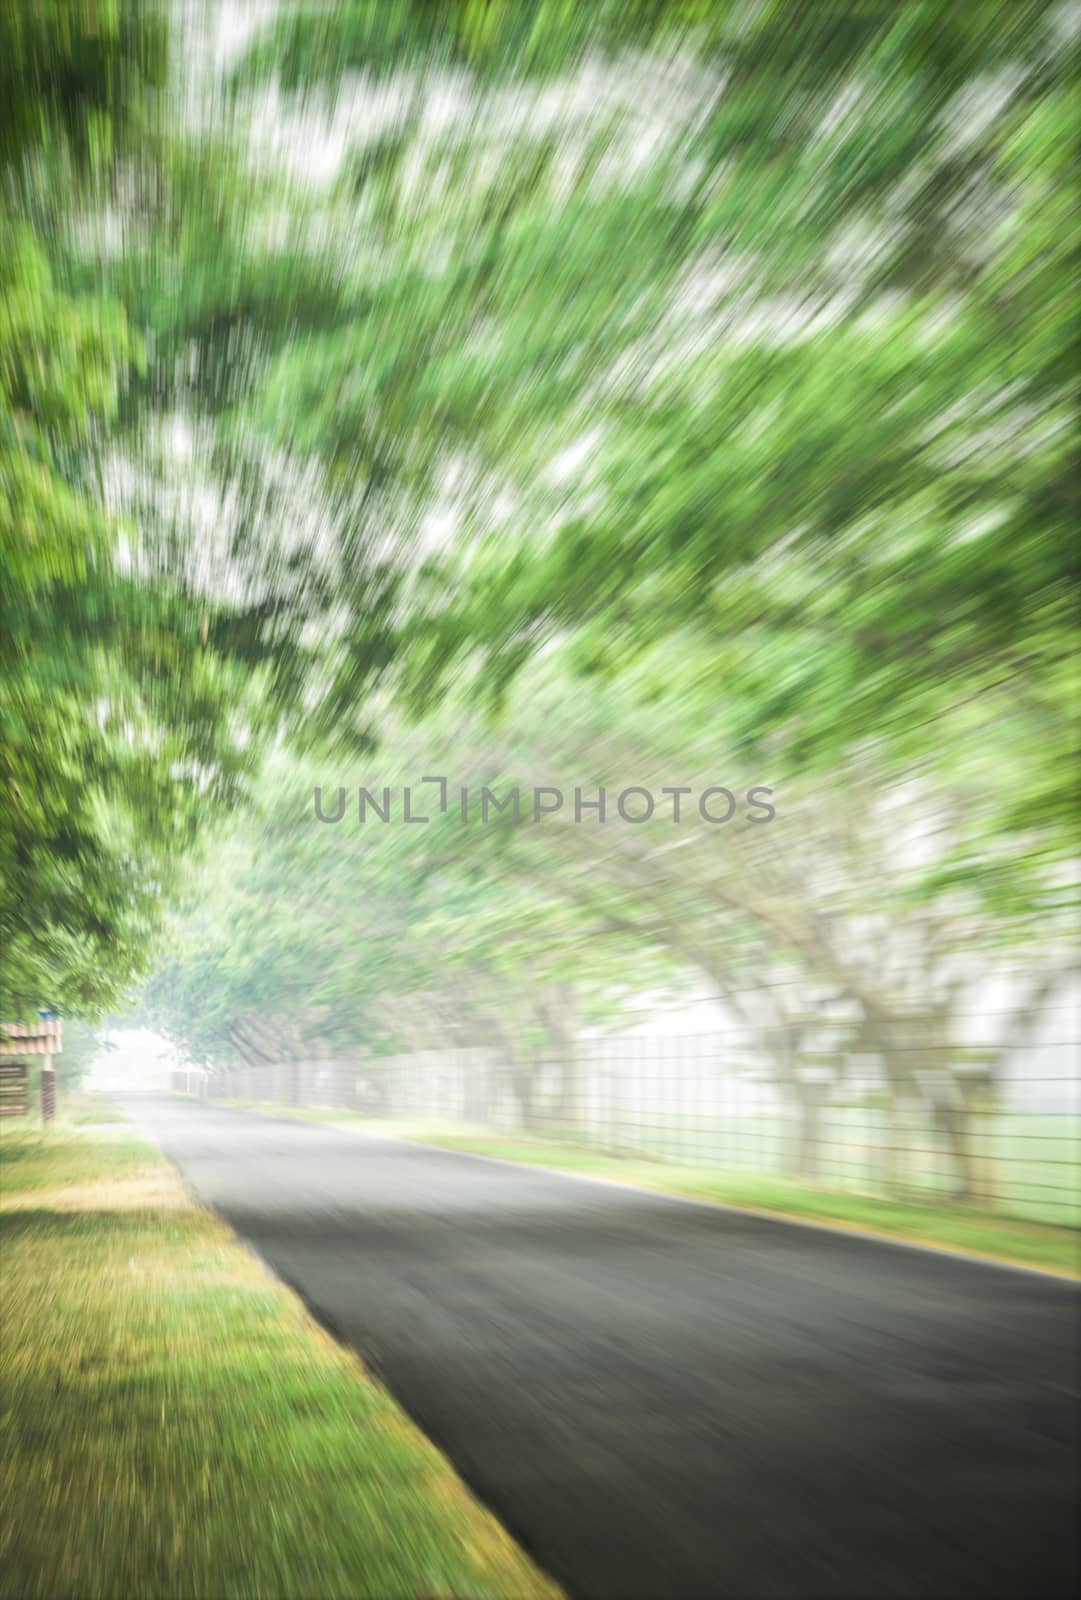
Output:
[88,1029,182,1090]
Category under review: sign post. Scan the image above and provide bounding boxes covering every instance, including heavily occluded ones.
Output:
[41,1061,56,1123]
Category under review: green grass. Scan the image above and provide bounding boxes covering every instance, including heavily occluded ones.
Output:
[62,1090,131,1125]
[198,1101,1081,1279]
[0,1115,559,1600]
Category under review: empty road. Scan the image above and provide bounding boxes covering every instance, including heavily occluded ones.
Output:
[118,1095,1080,1600]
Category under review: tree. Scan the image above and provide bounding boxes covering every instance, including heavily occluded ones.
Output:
[8,0,1076,1161]
[164,0,1074,888]
[0,1,202,1016]
[220,1,1075,809]
[138,735,684,1126]
[1,4,357,1015]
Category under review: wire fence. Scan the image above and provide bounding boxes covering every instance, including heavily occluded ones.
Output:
[188,1026,1081,1228]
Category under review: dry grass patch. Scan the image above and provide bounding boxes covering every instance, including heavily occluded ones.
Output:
[1,1167,190,1213]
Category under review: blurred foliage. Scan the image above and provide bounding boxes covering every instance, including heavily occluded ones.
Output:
[140,739,679,1081]
[2,0,1078,1050]
[0,4,259,1015]
[0,0,165,171]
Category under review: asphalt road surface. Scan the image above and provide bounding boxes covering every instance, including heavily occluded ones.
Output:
[117,1096,1080,1600]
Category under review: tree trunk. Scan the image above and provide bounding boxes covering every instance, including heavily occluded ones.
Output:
[507,1053,546,1132]
[463,1048,494,1123]
[854,1005,936,1197]
[548,984,581,1135]
[931,1093,979,1204]
[794,1080,827,1180]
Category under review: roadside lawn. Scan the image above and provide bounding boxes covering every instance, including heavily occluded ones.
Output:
[0,1102,559,1600]
[196,1100,1081,1279]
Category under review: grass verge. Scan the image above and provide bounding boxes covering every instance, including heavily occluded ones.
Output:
[0,1108,559,1600]
[197,1100,1081,1279]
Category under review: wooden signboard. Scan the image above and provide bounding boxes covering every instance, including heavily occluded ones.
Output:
[0,1062,29,1117]
[0,1017,63,1055]
[0,1019,62,1120]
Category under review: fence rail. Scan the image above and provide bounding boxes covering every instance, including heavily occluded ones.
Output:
[184,1030,1081,1227]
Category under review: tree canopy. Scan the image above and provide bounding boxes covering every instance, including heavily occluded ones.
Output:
[2,0,1077,1059]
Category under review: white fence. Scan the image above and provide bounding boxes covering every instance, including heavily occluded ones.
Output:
[194,1033,1081,1227]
